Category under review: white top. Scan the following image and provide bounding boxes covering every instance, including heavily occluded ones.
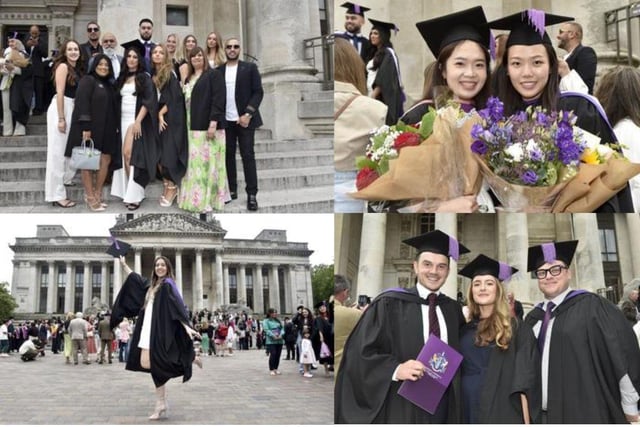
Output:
[366,59,376,97]
[225,63,239,121]
[614,118,640,212]
[0,324,7,340]
[138,293,154,349]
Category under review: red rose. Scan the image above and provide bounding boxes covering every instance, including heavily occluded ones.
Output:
[355,167,380,190]
[393,132,422,150]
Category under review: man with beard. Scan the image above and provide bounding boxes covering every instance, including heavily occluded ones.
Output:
[90,32,121,80]
[524,240,640,423]
[556,21,597,94]
[335,229,468,423]
[79,21,103,65]
[121,18,155,73]
[335,2,371,62]
[24,25,47,115]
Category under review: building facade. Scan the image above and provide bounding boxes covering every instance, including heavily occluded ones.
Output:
[10,214,315,316]
[336,213,640,310]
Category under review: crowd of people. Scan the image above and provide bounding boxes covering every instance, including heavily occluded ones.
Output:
[334,3,640,213]
[2,18,264,211]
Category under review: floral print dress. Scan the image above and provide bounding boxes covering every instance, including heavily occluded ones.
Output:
[178,75,230,212]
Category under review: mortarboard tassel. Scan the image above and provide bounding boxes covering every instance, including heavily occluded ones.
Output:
[498,262,511,281]
[449,236,459,261]
[526,8,546,38]
[541,242,556,264]
[354,4,361,14]
[489,31,496,61]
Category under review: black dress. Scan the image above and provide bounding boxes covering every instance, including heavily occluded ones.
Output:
[371,47,403,125]
[129,72,160,188]
[158,72,187,184]
[110,272,194,387]
[460,318,541,424]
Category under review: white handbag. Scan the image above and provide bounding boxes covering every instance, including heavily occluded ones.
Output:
[70,138,101,170]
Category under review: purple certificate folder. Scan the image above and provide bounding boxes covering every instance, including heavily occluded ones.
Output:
[397,334,463,414]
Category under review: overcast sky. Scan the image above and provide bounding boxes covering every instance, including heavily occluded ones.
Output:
[0,214,334,286]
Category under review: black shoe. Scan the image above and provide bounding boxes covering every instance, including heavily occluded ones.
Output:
[230,192,238,200]
[247,195,258,211]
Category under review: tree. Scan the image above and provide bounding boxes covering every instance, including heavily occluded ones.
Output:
[0,282,18,321]
[311,264,334,305]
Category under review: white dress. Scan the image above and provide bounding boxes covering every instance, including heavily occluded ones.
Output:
[366,59,377,97]
[110,81,146,203]
[138,293,154,350]
[45,94,76,201]
[300,338,317,365]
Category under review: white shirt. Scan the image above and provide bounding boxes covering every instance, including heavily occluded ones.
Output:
[614,118,640,212]
[224,64,239,121]
[0,324,7,340]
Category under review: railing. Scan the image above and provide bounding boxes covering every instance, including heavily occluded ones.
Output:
[303,34,334,90]
[604,3,640,65]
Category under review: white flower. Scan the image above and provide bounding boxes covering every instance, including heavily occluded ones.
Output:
[525,138,539,154]
[505,143,524,162]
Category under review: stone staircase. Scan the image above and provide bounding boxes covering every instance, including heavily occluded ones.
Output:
[0,114,334,213]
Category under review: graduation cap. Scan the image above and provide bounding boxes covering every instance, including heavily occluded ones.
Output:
[106,235,131,258]
[121,39,149,58]
[527,240,578,271]
[416,6,492,58]
[459,254,518,282]
[340,2,370,17]
[402,229,470,261]
[488,9,573,47]
[314,300,327,309]
[369,18,399,37]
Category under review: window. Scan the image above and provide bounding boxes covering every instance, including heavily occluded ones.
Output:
[92,265,102,300]
[39,265,48,312]
[229,267,237,303]
[419,214,436,234]
[167,5,188,26]
[599,229,618,262]
[246,268,254,309]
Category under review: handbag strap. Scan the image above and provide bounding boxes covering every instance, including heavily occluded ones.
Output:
[334,94,359,120]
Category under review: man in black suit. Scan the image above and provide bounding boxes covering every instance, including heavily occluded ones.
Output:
[121,18,155,73]
[25,25,47,115]
[334,2,371,63]
[79,21,103,67]
[219,38,264,211]
[557,21,597,94]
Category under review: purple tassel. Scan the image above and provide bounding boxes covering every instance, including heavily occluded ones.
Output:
[498,262,511,281]
[448,236,460,261]
[489,31,496,61]
[354,4,361,14]
[526,9,546,37]
[541,242,557,264]
[108,233,120,250]
[11,32,18,40]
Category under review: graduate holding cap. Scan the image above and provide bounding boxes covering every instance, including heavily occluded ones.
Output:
[490,9,635,212]
[335,2,371,62]
[524,240,640,423]
[335,229,468,423]
[458,254,540,423]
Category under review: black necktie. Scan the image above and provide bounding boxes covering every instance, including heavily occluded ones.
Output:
[428,293,440,338]
[537,301,555,353]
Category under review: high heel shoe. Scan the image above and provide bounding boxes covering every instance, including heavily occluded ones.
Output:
[194,356,203,369]
[94,191,107,208]
[148,405,167,420]
[85,195,106,212]
[160,185,178,207]
[149,386,168,420]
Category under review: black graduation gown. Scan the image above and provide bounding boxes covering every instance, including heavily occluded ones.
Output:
[524,292,640,423]
[65,74,121,166]
[373,48,403,126]
[158,73,188,184]
[335,288,464,424]
[128,73,160,188]
[9,56,33,124]
[110,272,194,387]
[460,318,541,424]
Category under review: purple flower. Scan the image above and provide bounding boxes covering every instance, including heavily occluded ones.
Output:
[471,139,488,155]
[471,123,484,139]
[535,111,550,126]
[486,96,504,121]
[520,170,538,185]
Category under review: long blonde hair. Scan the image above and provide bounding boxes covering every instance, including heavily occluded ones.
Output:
[151,44,173,90]
[206,31,226,68]
[465,277,513,350]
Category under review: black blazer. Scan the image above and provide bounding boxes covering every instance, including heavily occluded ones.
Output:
[187,68,226,130]
[566,44,597,94]
[218,60,264,129]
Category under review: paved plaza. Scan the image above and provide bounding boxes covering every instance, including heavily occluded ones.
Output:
[0,346,333,424]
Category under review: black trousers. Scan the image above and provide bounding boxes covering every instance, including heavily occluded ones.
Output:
[33,76,46,113]
[267,343,282,371]
[225,121,258,196]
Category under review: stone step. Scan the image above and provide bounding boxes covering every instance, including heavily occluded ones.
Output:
[0,182,334,213]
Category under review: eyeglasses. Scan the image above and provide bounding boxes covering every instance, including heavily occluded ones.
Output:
[534,265,568,279]
[87,27,100,33]
[225,44,240,50]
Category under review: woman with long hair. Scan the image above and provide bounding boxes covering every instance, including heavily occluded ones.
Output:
[111,255,202,420]
[205,31,226,68]
[45,39,81,208]
[151,44,187,207]
[110,46,159,210]
[65,53,120,211]
[365,18,403,125]
[5,37,32,136]
[177,46,229,212]
[165,33,181,77]
[178,34,197,84]
[312,301,334,376]
[459,254,540,423]
[263,308,284,375]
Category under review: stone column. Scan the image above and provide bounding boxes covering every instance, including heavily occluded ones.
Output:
[33,263,41,313]
[134,249,142,274]
[254,264,264,314]
[356,213,387,297]
[215,250,224,309]
[269,264,280,312]
[238,263,247,305]
[113,258,122,304]
[305,265,314,309]
[287,265,297,314]
[46,261,57,314]
[434,213,458,299]
[223,264,230,305]
[175,250,183,296]
[194,249,204,310]
[503,214,530,303]
[100,262,108,305]
[65,262,74,313]
[626,214,640,277]
[82,262,91,311]
[573,214,605,292]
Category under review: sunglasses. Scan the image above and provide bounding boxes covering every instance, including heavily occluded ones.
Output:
[225,44,240,50]
[87,27,100,33]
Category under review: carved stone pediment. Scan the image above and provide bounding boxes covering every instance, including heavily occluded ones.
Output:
[110,214,227,236]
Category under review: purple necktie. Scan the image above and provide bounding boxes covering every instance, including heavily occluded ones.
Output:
[428,293,440,338]
[144,42,150,61]
[537,301,555,353]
